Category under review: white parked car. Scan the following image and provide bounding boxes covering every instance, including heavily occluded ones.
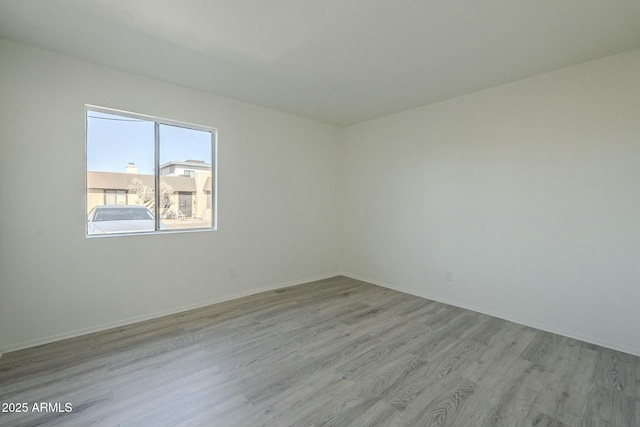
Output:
[87,205,167,235]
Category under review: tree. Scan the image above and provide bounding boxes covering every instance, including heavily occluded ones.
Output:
[129,178,175,217]
[129,178,153,208]
[159,181,175,217]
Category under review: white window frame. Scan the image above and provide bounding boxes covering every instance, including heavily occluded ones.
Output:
[85,105,218,237]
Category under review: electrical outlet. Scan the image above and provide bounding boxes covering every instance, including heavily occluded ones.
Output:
[446,272,453,282]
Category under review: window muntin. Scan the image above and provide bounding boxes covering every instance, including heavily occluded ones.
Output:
[86,106,216,236]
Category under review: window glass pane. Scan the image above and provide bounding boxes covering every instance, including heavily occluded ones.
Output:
[86,108,215,236]
[104,190,127,205]
[159,124,213,230]
[116,190,127,205]
[86,111,155,235]
[105,190,116,205]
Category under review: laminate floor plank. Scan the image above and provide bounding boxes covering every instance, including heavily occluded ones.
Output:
[581,383,613,426]
[109,352,221,402]
[486,363,550,426]
[454,354,534,426]
[398,299,448,323]
[407,311,489,364]
[519,411,571,427]
[416,339,485,385]
[531,371,591,426]
[551,339,599,380]
[580,418,610,427]
[594,348,637,397]
[460,344,532,384]
[1,276,639,427]
[334,329,426,381]
[241,333,381,404]
[611,392,636,427]
[68,366,233,426]
[288,286,370,308]
[390,373,477,427]
[382,341,486,416]
[119,392,250,427]
[520,330,568,368]
[475,320,538,358]
[259,370,353,417]
[299,351,429,426]
[345,399,399,427]
[0,357,107,401]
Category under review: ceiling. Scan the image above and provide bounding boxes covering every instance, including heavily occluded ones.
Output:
[1,0,640,126]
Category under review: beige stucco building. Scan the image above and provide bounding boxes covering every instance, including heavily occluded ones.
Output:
[87,160,213,221]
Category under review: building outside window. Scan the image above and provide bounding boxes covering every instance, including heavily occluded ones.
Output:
[86,107,216,236]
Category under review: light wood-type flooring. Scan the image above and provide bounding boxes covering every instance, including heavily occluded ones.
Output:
[0,276,638,426]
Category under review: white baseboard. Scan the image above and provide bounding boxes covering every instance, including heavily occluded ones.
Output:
[341,272,640,358]
[0,272,341,355]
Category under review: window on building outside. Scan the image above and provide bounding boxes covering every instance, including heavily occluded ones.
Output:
[86,106,216,236]
[104,189,126,205]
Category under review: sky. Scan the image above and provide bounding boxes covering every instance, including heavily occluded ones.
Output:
[86,111,212,175]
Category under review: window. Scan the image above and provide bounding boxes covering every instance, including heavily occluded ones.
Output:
[104,189,126,205]
[86,106,216,236]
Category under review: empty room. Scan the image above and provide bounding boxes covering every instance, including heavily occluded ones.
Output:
[1,1,639,426]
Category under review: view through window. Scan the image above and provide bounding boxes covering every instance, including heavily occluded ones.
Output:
[86,107,216,236]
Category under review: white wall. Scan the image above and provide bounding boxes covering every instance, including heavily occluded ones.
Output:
[2,38,639,358]
[0,39,342,352]
[341,49,640,356]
